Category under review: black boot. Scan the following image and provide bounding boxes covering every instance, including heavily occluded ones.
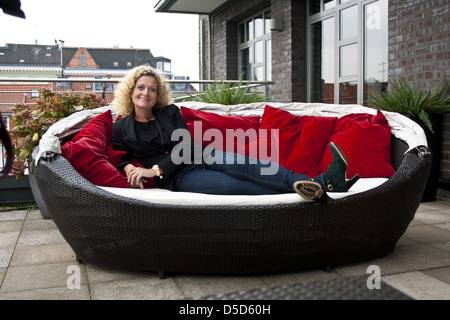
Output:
[293,142,359,201]
[320,142,360,192]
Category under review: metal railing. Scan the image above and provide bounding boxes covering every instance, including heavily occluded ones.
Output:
[0,77,273,104]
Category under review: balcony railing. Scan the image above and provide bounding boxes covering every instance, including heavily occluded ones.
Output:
[0,77,273,172]
[0,77,273,105]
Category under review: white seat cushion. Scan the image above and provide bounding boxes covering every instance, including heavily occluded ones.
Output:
[100,178,388,207]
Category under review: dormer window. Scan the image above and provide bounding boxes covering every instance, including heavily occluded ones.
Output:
[80,54,86,68]
[164,62,171,72]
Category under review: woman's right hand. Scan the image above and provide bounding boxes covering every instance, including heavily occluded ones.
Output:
[124,164,156,189]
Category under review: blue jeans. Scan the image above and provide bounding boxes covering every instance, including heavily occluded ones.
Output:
[175,150,313,195]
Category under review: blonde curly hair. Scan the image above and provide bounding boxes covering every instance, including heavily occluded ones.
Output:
[112,65,172,116]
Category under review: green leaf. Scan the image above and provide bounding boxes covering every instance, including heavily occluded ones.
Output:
[368,78,450,133]
[179,75,271,105]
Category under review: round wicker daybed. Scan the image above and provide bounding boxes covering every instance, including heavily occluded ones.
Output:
[31,102,432,277]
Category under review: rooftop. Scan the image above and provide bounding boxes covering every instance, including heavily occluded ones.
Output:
[0,43,155,71]
[1,191,449,301]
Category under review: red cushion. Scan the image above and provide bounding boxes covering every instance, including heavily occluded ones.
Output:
[180,107,260,156]
[318,110,395,178]
[258,105,337,177]
[106,143,127,166]
[61,110,156,188]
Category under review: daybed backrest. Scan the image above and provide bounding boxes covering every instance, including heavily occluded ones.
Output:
[177,102,427,179]
[391,136,409,171]
[177,102,427,153]
[36,102,427,188]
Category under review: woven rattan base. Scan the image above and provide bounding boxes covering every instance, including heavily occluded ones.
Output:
[197,275,413,300]
[32,136,431,275]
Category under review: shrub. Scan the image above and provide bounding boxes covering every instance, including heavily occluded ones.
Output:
[10,88,107,178]
[179,76,271,105]
[368,79,450,133]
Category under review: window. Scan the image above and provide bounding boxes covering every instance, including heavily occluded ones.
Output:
[310,17,335,103]
[0,115,9,171]
[164,62,171,72]
[94,75,103,92]
[238,10,272,82]
[79,54,86,68]
[1,115,8,129]
[308,0,388,105]
[364,0,388,102]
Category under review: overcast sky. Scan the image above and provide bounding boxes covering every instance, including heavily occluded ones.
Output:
[0,0,200,79]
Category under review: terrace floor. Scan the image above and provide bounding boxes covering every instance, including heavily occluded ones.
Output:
[1,190,450,300]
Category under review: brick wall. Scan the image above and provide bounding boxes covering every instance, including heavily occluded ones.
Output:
[209,0,270,80]
[204,0,449,181]
[271,0,307,102]
[388,0,450,182]
[199,15,210,82]
[0,81,115,119]
[206,0,306,102]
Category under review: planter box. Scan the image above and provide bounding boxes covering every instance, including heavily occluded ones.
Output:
[413,114,443,202]
[0,175,35,204]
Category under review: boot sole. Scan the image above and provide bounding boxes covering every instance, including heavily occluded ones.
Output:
[294,181,324,200]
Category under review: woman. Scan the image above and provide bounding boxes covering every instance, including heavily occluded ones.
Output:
[112,65,359,200]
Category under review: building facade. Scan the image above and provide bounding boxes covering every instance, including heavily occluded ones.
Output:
[157,0,450,184]
[0,43,173,114]
[0,42,183,171]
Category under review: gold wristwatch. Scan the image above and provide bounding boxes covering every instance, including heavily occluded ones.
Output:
[152,165,163,179]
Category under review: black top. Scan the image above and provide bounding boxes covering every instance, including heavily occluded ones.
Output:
[112,104,194,190]
[133,119,171,154]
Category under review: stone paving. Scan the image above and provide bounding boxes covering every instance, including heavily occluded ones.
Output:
[1,195,449,300]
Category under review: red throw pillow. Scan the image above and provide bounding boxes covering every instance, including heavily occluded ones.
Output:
[180,107,260,156]
[258,105,337,178]
[106,143,127,166]
[318,110,395,178]
[61,110,156,188]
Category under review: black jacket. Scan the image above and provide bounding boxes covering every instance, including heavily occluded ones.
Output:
[112,104,193,190]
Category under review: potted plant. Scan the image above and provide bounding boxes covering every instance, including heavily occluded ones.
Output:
[178,76,271,105]
[368,78,450,201]
[8,88,107,216]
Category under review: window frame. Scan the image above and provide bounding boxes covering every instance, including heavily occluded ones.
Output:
[237,9,272,82]
[307,0,386,105]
